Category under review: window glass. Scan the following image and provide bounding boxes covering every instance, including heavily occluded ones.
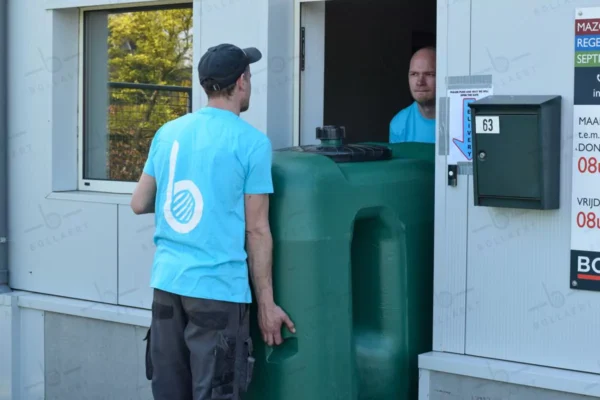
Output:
[83,5,193,183]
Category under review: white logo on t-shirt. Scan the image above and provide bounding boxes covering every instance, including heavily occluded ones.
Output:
[164,140,203,233]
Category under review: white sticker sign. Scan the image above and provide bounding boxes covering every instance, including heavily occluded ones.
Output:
[448,86,494,164]
[570,6,600,291]
[475,116,500,134]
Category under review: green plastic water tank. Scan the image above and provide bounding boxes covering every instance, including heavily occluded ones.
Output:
[247,126,435,400]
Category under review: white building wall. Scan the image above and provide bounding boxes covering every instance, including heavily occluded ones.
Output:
[432,0,472,354]
[465,0,599,374]
[1,1,294,398]
[8,0,119,303]
[5,0,294,310]
[4,0,600,398]
[424,0,600,398]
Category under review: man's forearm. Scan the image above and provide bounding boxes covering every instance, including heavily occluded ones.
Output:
[131,198,155,215]
[131,173,157,215]
[246,230,275,307]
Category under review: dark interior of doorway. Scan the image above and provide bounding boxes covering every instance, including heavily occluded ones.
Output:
[322,0,436,144]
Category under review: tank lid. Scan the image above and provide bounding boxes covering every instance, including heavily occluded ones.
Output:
[277,125,392,163]
[316,125,345,141]
[276,144,392,163]
[277,143,392,163]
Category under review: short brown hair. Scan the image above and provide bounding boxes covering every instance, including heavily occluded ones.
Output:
[202,81,237,98]
[202,66,249,99]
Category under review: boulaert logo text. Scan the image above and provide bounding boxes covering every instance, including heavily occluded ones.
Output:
[571,249,600,291]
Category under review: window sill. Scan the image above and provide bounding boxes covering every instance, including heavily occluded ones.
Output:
[6,290,151,328]
[44,0,167,10]
[47,190,132,205]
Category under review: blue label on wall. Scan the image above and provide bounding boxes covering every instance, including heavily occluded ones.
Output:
[452,98,475,160]
[575,35,600,51]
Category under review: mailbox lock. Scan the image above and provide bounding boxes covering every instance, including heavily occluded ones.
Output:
[478,151,486,160]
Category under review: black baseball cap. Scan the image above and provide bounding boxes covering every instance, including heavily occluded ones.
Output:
[198,44,262,91]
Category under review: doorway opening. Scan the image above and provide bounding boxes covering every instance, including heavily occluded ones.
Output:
[296,0,437,146]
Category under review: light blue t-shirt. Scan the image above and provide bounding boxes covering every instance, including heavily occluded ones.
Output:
[143,107,274,304]
[389,101,436,143]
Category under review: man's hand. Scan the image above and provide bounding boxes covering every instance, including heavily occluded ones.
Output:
[244,193,295,345]
[258,301,296,346]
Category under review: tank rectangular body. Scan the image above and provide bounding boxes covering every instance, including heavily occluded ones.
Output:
[246,142,435,400]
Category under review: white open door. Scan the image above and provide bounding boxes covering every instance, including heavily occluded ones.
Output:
[293,0,424,146]
[293,0,328,146]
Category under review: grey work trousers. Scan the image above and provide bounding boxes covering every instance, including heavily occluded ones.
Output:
[144,288,255,400]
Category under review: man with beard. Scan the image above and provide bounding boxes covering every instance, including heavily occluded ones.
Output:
[389,46,436,143]
[130,43,295,400]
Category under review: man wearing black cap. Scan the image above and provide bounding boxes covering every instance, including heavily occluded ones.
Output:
[130,43,295,400]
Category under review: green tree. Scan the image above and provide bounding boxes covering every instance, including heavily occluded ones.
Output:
[105,7,193,181]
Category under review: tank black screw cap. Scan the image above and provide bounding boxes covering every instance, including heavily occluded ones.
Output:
[316,125,346,140]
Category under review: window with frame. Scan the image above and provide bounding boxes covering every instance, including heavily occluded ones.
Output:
[80,3,193,194]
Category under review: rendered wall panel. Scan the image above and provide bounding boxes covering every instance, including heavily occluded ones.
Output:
[117,205,154,309]
[433,0,472,354]
[465,0,600,374]
[8,0,118,304]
